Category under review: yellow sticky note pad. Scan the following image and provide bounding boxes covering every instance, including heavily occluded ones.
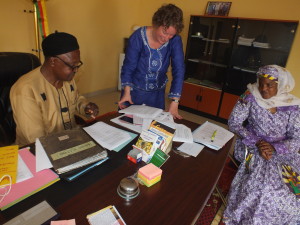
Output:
[0,145,19,185]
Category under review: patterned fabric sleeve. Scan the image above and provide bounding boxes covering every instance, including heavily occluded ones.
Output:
[168,35,185,99]
[272,108,300,154]
[228,93,261,148]
[120,29,142,88]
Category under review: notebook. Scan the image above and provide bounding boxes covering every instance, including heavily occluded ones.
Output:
[39,128,108,174]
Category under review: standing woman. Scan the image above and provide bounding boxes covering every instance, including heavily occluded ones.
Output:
[118,4,185,119]
[223,65,300,224]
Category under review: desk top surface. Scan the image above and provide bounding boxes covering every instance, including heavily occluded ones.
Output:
[0,112,232,225]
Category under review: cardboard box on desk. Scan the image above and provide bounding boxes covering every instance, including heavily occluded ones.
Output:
[127,148,142,164]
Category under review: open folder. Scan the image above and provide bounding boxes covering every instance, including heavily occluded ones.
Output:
[0,148,60,210]
[192,121,234,150]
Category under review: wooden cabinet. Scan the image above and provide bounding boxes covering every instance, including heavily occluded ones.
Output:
[180,82,221,116]
[218,92,239,119]
[181,15,298,119]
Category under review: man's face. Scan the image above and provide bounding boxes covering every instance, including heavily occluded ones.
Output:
[52,49,82,81]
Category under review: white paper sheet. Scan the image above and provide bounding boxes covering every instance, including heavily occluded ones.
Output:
[155,112,174,123]
[112,113,175,135]
[177,142,204,157]
[35,138,53,172]
[119,105,163,118]
[83,122,132,150]
[111,115,143,133]
[16,153,33,183]
[192,121,234,150]
[173,124,193,143]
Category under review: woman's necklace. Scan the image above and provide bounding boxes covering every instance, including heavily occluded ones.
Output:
[268,107,277,114]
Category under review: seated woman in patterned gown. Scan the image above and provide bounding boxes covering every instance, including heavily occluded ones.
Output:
[223,65,300,224]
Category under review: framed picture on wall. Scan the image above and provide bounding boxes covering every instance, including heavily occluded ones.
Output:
[205,2,232,16]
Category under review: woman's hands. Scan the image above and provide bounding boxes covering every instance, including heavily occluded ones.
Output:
[256,140,275,160]
[168,101,183,119]
[118,86,134,109]
[84,102,99,119]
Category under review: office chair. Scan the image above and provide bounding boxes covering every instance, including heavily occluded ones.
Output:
[0,52,41,147]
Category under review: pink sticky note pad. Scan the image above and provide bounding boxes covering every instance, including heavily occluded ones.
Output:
[138,163,162,180]
[51,219,76,225]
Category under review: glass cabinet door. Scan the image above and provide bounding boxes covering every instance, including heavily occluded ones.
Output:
[185,16,237,90]
[225,19,298,95]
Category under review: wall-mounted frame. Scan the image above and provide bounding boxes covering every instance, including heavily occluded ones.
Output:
[205,2,232,16]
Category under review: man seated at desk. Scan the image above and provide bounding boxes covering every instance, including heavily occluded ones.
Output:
[10,32,99,146]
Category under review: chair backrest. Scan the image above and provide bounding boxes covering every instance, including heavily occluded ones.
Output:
[0,52,41,147]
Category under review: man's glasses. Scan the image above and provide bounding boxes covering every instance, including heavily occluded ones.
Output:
[54,56,83,71]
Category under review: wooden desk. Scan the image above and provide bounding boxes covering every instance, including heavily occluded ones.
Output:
[0,113,233,225]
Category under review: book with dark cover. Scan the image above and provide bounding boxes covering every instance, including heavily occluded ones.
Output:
[39,128,107,174]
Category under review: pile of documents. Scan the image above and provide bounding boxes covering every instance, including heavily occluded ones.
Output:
[253,41,270,48]
[112,105,193,144]
[192,121,234,150]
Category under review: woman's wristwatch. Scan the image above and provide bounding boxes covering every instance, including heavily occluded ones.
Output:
[171,99,180,103]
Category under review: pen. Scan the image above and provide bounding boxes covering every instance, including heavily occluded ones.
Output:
[211,130,217,142]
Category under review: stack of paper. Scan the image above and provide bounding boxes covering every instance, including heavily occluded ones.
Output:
[83,122,134,151]
[237,36,255,46]
[253,41,270,48]
[192,121,234,150]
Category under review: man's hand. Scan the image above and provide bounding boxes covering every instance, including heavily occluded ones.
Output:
[84,102,99,119]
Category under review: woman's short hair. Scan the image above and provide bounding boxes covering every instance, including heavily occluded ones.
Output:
[152,4,184,34]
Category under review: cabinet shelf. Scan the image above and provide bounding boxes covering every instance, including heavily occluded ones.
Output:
[232,66,257,74]
[187,59,227,68]
[185,77,222,90]
[236,43,290,53]
[191,36,231,44]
